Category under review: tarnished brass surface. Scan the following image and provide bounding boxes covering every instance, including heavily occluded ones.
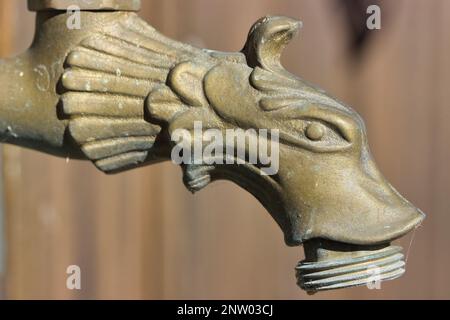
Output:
[0,0,424,292]
[28,0,141,11]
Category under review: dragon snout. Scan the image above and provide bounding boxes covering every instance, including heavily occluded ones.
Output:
[294,176,424,292]
[274,145,425,292]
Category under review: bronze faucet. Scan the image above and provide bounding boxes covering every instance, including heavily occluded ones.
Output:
[0,0,424,292]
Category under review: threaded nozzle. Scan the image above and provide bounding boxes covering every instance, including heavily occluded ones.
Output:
[296,240,405,293]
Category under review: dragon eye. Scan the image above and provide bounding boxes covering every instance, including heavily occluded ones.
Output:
[305,123,325,141]
[278,118,352,153]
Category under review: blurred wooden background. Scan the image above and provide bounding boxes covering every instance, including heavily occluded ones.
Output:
[0,0,448,299]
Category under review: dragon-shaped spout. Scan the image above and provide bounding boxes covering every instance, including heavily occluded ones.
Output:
[0,0,424,292]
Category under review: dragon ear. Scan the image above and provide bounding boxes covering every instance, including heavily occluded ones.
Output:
[242,16,302,74]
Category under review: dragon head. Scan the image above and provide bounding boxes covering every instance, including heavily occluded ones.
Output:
[62,14,425,292]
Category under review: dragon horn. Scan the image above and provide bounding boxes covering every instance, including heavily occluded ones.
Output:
[242,16,302,73]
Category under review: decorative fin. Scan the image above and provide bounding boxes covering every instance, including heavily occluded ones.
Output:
[68,118,158,143]
[95,151,149,173]
[62,92,161,172]
[61,68,155,98]
[62,93,144,117]
[146,85,188,123]
[66,48,167,80]
[82,137,155,160]
[80,35,177,68]
[61,14,220,173]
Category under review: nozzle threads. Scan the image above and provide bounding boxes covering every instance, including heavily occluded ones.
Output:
[296,241,405,292]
